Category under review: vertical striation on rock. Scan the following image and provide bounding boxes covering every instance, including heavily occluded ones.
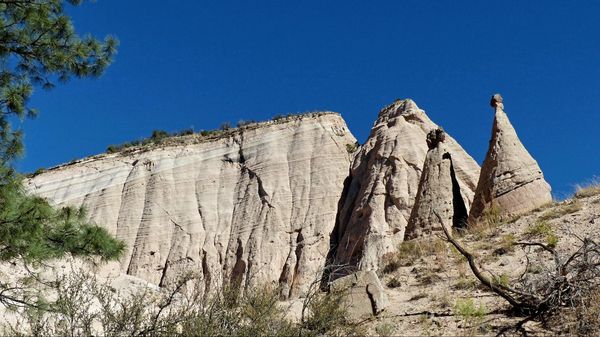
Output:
[405,128,468,240]
[327,99,480,275]
[25,113,356,298]
[469,94,552,221]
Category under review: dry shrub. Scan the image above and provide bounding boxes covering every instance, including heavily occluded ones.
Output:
[3,268,361,337]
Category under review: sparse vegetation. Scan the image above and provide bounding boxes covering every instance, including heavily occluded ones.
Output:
[538,200,582,221]
[453,298,486,328]
[386,276,401,288]
[496,233,516,255]
[409,292,428,301]
[3,269,363,337]
[236,119,256,127]
[493,273,510,288]
[527,219,553,236]
[574,179,600,199]
[382,238,447,272]
[469,204,503,238]
[375,322,397,336]
[345,143,358,153]
[454,276,478,290]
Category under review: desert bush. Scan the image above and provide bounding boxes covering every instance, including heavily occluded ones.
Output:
[345,143,358,153]
[219,122,231,130]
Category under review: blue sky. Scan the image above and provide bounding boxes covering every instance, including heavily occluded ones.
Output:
[15,0,600,198]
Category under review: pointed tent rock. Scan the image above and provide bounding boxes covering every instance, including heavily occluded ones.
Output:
[405,129,468,240]
[469,95,552,221]
[326,99,480,274]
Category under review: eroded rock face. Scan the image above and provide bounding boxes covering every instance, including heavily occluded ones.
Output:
[405,129,468,240]
[469,95,552,220]
[327,100,480,274]
[25,113,356,298]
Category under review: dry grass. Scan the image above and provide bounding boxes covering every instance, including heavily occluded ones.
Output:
[381,238,448,273]
[575,180,600,199]
[538,200,582,221]
[468,204,504,239]
[409,292,428,301]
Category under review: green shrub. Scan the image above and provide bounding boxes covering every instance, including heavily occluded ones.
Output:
[527,220,553,236]
[546,232,559,248]
[493,273,510,287]
[454,298,486,328]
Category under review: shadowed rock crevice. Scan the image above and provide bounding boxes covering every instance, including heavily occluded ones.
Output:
[448,154,468,229]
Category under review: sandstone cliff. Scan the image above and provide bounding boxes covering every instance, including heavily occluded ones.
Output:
[25,113,356,298]
[327,99,480,274]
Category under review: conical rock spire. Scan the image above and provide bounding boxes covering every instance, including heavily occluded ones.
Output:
[405,128,468,239]
[469,94,552,220]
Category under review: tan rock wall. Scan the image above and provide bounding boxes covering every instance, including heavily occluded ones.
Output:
[26,114,356,298]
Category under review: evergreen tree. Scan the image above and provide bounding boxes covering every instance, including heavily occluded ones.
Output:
[0,0,123,267]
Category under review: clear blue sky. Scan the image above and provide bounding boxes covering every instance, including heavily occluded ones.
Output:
[15,0,600,198]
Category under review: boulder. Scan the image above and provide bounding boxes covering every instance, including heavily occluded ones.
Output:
[469,94,552,220]
[329,270,388,319]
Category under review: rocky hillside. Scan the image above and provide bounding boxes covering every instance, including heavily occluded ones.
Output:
[359,187,600,336]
